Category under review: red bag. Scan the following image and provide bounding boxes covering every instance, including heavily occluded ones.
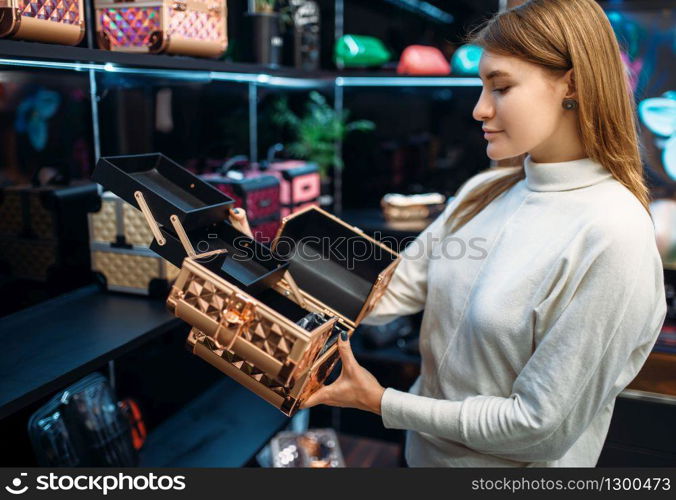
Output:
[203,172,281,243]
[397,45,450,76]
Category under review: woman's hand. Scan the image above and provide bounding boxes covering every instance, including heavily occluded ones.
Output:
[301,331,386,415]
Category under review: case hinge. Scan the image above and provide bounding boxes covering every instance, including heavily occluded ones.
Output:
[134,190,166,246]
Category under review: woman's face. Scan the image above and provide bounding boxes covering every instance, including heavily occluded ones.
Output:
[473,51,572,161]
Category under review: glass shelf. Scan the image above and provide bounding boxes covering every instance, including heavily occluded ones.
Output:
[0,40,482,88]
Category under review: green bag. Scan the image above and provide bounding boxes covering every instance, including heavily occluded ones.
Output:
[334,35,391,68]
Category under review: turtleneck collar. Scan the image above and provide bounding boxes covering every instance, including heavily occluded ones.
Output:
[523,154,613,192]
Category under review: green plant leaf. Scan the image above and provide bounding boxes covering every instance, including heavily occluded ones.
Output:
[268,90,376,175]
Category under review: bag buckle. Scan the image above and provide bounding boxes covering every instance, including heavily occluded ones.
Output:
[172,1,187,12]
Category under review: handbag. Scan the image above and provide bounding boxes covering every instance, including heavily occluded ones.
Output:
[397,45,450,76]
[95,0,227,57]
[0,0,85,45]
[27,373,139,466]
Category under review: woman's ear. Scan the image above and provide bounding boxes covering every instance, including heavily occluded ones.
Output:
[564,68,577,99]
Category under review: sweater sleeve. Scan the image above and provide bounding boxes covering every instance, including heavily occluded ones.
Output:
[380,216,667,462]
[362,167,512,326]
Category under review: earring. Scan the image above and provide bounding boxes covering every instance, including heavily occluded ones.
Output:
[562,98,578,110]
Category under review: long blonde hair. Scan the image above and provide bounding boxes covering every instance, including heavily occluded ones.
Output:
[447,0,650,234]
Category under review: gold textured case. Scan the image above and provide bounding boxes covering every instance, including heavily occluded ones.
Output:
[0,0,85,45]
[168,205,400,415]
[89,192,179,295]
[95,0,227,57]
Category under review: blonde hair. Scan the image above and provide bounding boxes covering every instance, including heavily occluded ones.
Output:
[447,0,650,234]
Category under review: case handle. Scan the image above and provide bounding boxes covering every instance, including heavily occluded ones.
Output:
[134,191,166,246]
[171,0,221,13]
[169,214,196,257]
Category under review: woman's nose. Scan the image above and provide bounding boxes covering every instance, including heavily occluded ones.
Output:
[472,90,494,122]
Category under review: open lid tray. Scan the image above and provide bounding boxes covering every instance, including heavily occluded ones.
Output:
[272,206,400,324]
[151,221,289,295]
[92,153,234,231]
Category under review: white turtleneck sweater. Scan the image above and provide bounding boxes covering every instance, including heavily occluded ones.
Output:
[362,155,666,467]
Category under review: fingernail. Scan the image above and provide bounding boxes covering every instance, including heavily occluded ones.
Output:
[233,208,240,214]
[340,331,348,342]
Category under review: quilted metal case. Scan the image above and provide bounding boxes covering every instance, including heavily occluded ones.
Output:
[95,0,227,57]
[0,0,85,45]
[89,192,180,295]
[92,154,400,416]
[168,206,400,416]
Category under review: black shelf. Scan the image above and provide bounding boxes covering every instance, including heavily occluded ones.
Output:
[341,208,431,240]
[0,285,180,420]
[0,38,333,80]
[351,332,421,366]
[0,39,482,87]
[139,378,288,467]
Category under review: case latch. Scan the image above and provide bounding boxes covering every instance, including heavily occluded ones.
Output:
[213,293,256,350]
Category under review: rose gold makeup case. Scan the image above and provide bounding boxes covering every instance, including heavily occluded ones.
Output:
[0,0,85,45]
[92,153,400,416]
[95,0,227,57]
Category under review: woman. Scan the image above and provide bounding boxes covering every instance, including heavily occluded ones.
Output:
[233,0,667,467]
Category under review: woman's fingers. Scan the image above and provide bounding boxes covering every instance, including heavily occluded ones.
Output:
[301,336,357,408]
[301,385,332,409]
[228,207,253,238]
[337,331,358,370]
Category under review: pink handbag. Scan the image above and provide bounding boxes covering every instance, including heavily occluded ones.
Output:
[397,45,450,76]
[266,161,321,218]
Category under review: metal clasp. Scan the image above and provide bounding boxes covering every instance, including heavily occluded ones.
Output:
[172,1,187,11]
[213,293,255,350]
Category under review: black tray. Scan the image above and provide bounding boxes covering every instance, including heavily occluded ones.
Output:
[92,153,233,231]
[276,207,399,322]
[151,221,288,295]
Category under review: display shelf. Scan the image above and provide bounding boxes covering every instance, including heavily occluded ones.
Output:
[341,208,431,239]
[336,76,482,87]
[0,39,335,87]
[351,331,421,366]
[598,392,676,466]
[0,39,482,88]
[139,378,288,467]
[0,284,180,420]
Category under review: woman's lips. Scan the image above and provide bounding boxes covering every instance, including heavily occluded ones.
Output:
[483,130,503,139]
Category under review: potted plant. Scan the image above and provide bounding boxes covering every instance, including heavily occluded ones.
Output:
[272,91,375,208]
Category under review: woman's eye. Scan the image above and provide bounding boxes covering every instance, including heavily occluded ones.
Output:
[493,87,510,94]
